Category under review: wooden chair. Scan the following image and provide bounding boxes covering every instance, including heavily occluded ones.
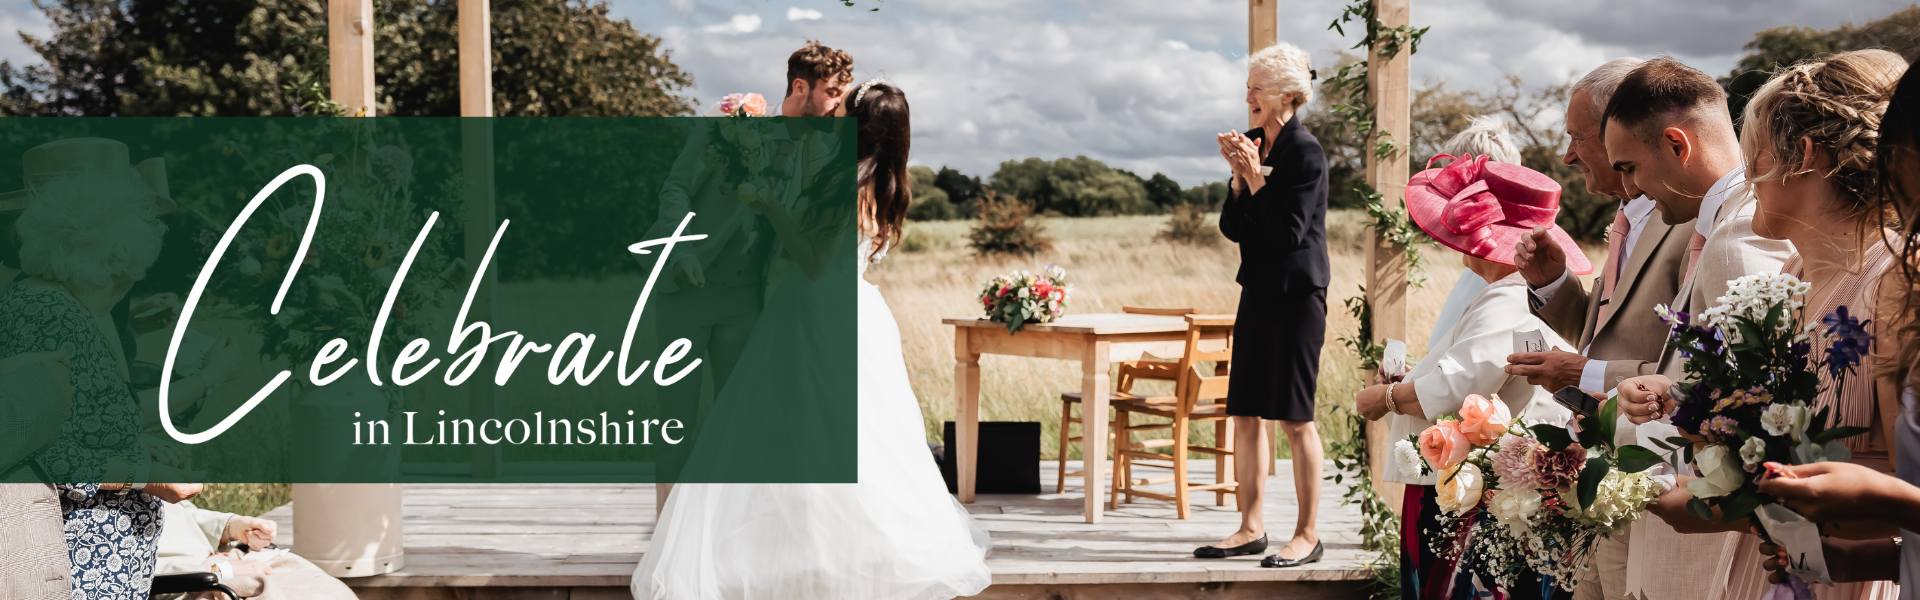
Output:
[1111,315,1237,519]
[1054,306,1193,493]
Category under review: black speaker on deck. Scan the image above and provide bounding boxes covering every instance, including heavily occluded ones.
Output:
[940,421,1040,495]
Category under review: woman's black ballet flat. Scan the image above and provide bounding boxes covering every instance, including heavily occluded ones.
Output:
[1193,534,1267,559]
[1260,541,1324,568]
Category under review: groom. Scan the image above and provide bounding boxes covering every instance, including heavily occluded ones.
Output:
[647,40,854,512]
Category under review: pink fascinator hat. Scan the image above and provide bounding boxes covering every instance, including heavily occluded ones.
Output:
[1405,154,1591,275]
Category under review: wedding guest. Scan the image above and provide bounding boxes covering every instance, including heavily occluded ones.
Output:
[1418,116,1523,354]
[0,351,74,600]
[154,500,357,600]
[1357,154,1582,599]
[1506,57,1698,600]
[1198,41,1329,569]
[1602,58,1794,600]
[1659,51,1917,599]
[0,138,202,600]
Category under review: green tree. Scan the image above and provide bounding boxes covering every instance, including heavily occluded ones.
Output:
[1721,6,1920,122]
[988,155,1151,217]
[932,166,982,217]
[1142,172,1183,208]
[1,0,695,117]
[907,165,958,220]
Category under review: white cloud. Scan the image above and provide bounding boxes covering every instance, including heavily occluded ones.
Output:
[702,13,763,34]
[788,7,824,21]
[617,0,1913,187]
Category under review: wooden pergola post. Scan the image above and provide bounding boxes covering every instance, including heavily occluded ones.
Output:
[1363,0,1411,508]
[1248,0,1277,130]
[1248,0,1283,475]
[459,0,500,478]
[327,0,376,115]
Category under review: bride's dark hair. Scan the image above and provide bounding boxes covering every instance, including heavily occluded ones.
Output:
[849,82,909,260]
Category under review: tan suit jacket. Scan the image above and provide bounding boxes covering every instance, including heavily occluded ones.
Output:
[0,359,74,600]
[1533,213,1693,384]
[1654,192,1793,377]
[1622,185,1792,600]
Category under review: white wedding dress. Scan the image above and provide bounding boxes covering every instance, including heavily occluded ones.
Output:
[632,234,992,600]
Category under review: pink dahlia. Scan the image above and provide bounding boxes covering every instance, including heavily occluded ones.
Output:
[1492,434,1541,490]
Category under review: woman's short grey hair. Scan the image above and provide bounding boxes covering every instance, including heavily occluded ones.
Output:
[1249,43,1314,111]
[1441,116,1523,164]
[1574,57,1645,121]
[15,171,167,288]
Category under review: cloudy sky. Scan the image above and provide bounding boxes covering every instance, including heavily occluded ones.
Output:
[1,0,1910,186]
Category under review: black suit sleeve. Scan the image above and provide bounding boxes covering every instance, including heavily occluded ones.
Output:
[1218,139,1325,251]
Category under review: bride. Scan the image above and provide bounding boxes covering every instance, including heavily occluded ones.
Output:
[632,80,993,600]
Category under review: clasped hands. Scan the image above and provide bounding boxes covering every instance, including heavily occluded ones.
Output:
[1216,131,1263,194]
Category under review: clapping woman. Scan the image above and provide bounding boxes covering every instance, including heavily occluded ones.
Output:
[1196,42,1331,569]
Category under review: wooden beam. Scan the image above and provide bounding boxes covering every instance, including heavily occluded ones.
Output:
[327,0,376,115]
[1248,0,1277,129]
[459,0,499,477]
[1363,0,1411,509]
[459,0,493,117]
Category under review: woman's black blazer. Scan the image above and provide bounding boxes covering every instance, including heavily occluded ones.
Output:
[1218,114,1330,295]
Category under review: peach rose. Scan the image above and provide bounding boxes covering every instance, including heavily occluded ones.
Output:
[1457,393,1512,446]
[1419,421,1471,472]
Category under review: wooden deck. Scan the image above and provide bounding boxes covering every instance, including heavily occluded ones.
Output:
[264,460,1374,599]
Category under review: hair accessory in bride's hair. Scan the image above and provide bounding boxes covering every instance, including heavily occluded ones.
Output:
[853,77,887,108]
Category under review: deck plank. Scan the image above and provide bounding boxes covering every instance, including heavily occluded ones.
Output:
[264,459,1373,592]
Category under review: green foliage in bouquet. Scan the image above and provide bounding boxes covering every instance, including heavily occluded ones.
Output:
[1648,273,1870,524]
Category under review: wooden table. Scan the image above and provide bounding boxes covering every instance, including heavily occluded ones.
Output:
[945,313,1233,523]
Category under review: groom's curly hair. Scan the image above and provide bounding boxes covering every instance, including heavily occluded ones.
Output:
[786,41,854,96]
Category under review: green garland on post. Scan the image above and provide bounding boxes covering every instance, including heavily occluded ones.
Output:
[1321,2,1429,597]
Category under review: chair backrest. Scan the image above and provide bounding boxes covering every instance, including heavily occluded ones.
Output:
[1173,314,1235,401]
[1179,363,1233,414]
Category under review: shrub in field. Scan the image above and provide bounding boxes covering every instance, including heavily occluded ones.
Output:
[968,191,1052,256]
[899,226,943,253]
[1155,204,1220,246]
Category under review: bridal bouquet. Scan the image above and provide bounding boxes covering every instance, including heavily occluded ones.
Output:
[1396,394,1663,591]
[702,92,786,203]
[1653,274,1870,514]
[978,266,1071,334]
[1650,273,1870,587]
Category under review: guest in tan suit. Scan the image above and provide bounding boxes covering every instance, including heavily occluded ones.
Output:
[1601,58,1794,600]
[1508,57,1694,395]
[0,350,75,600]
[1506,57,1697,600]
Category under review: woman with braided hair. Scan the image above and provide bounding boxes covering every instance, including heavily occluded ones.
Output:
[1708,48,1909,600]
[632,80,991,600]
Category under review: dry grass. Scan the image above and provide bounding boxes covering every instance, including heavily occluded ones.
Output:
[868,211,1603,460]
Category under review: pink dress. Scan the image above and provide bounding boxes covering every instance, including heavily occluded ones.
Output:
[1713,243,1900,600]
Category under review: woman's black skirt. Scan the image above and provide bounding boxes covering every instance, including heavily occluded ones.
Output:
[1224,286,1326,422]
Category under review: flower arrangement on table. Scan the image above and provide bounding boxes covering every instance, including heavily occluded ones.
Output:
[978,266,1071,334]
[1648,273,1870,587]
[702,92,788,205]
[190,121,463,383]
[1395,392,1664,591]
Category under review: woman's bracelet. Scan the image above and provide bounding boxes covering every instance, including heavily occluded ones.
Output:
[1385,383,1401,416]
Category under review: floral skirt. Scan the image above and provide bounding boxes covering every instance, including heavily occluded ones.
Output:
[1400,485,1567,600]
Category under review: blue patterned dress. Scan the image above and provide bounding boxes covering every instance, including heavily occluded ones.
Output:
[0,283,162,600]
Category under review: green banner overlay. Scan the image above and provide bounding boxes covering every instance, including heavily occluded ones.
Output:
[0,118,857,484]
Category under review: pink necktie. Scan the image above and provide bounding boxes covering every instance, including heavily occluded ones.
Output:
[1598,208,1631,323]
[1683,232,1707,280]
